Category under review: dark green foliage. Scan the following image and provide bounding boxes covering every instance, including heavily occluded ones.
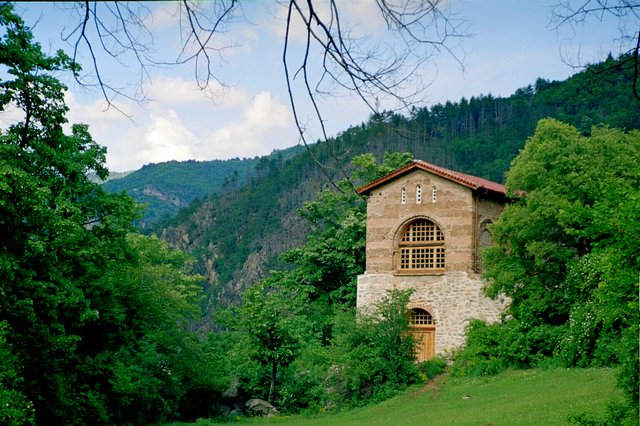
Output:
[569,400,639,426]
[223,289,420,413]
[350,152,415,185]
[281,180,366,307]
[215,155,420,413]
[0,321,35,425]
[222,277,313,403]
[0,5,226,424]
[416,357,447,381]
[82,234,225,424]
[324,290,419,408]
[455,120,639,417]
[273,341,331,412]
[451,320,562,377]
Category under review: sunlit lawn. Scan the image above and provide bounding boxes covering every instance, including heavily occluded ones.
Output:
[169,368,624,426]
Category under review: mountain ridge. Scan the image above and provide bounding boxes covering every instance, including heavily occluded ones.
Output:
[149,54,637,318]
[102,146,305,227]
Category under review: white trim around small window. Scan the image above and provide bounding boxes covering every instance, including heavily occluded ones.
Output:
[416,185,422,204]
[401,187,406,204]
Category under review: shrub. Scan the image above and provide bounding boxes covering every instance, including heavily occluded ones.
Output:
[569,400,640,426]
[325,290,419,408]
[451,319,564,377]
[416,358,447,381]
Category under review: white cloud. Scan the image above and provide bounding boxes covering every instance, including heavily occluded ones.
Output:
[144,2,180,30]
[142,75,249,107]
[137,109,202,164]
[337,0,386,37]
[205,91,297,158]
[64,92,151,171]
[65,91,137,125]
[0,104,25,129]
[62,86,300,171]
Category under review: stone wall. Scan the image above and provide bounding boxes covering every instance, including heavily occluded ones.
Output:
[357,272,508,356]
[364,169,476,273]
[473,195,505,272]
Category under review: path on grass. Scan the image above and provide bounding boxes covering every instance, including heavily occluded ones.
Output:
[409,373,447,399]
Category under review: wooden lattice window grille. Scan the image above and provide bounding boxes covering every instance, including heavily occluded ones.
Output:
[410,309,434,326]
[399,219,445,271]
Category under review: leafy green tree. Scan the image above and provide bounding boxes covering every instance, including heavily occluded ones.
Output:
[0,5,222,424]
[224,276,312,403]
[350,152,415,185]
[84,234,213,423]
[282,152,414,307]
[224,288,421,412]
[480,119,639,414]
[281,181,366,307]
[218,152,416,410]
[0,321,35,425]
[1,5,134,422]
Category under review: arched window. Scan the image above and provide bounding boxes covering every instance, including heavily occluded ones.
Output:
[475,220,493,273]
[398,219,445,272]
[410,308,434,326]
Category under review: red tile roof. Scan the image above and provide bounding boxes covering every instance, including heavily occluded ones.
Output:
[357,160,506,196]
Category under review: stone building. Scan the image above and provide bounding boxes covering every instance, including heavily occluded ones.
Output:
[356,160,509,360]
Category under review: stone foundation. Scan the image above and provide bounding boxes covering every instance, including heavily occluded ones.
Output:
[357,272,508,357]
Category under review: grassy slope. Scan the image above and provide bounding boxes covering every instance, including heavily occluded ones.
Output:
[174,368,624,426]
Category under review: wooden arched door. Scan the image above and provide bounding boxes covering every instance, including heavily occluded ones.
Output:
[410,308,436,361]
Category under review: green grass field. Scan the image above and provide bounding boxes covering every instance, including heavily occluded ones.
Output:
[172,368,625,426]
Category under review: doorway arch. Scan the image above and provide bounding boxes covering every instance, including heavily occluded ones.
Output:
[409,308,436,361]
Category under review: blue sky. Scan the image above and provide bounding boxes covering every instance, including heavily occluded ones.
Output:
[5,1,633,172]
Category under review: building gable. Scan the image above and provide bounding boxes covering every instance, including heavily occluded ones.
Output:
[357,160,506,198]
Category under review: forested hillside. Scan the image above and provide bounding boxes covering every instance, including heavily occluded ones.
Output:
[102,148,304,227]
[154,54,640,313]
[4,1,639,422]
[3,3,638,421]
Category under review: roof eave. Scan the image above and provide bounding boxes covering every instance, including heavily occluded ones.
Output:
[356,160,506,197]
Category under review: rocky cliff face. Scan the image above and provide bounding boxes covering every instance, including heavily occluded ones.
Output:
[142,185,188,207]
[161,199,310,312]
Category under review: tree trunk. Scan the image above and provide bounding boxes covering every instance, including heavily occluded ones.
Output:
[268,362,277,403]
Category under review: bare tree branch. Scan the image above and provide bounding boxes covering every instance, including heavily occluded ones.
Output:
[173,0,238,90]
[61,1,151,115]
[551,0,640,99]
[283,0,346,193]
[51,1,465,187]
[60,1,240,110]
[281,0,465,188]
